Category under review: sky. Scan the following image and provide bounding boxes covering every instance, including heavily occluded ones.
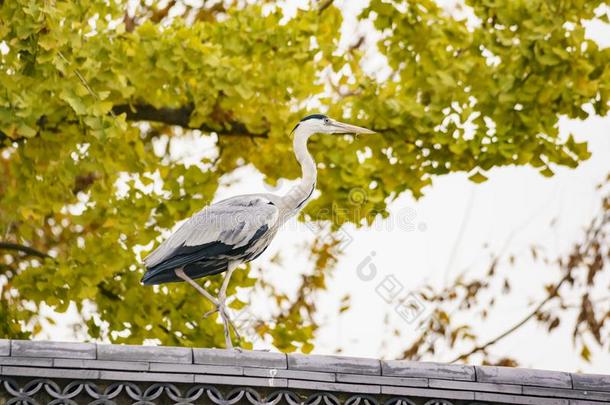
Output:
[39,0,610,373]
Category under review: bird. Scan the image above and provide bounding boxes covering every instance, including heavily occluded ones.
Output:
[141,114,375,349]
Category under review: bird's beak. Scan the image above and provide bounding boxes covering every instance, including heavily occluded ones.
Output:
[330,120,376,135]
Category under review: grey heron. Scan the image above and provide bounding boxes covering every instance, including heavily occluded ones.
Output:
[141,115,374,348]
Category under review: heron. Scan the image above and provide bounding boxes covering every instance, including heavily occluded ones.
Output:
[141,114,374,348]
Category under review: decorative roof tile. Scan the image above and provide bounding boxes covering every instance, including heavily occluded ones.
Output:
[0,339,607,405]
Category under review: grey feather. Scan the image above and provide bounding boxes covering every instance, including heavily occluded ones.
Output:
[143,194,279,270]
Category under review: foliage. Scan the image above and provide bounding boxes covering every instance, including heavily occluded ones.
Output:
[0,0,609,351]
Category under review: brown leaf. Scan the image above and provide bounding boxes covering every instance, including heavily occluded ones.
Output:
[548,317,560,332]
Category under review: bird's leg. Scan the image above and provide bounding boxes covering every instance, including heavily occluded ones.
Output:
[202,307,219,318]
[222,306,242,341]
[217,263,240,349]
[175,268,219,306]
[218,307,231,349]
[219,263,237,302]
[176,266,241,349]
[222,308,241,352]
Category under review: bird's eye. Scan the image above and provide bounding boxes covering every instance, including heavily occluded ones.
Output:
[324,118,330,125]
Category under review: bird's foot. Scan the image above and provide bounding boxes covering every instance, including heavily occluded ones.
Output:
[219,305,242,341]
[202,307,219,319]
[203,301,243,349]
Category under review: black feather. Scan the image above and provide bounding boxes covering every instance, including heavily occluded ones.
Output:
[291,114,328,133]
[141,224,271,285]
[300,114,327,122]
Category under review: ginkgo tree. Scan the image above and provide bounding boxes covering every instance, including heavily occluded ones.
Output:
[0,0,608,353]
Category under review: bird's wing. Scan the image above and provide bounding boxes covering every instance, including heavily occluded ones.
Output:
[143,194,278,270]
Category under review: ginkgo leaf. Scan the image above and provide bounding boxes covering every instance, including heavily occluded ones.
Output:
[468,171,488,184]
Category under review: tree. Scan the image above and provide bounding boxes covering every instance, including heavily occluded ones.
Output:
[0,0,608,352]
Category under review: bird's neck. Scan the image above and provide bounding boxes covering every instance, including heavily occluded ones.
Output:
[282,127,317,214]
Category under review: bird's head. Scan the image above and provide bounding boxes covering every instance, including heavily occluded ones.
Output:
[292,114,375,136]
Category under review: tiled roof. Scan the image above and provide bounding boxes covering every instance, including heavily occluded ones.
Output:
[0,339,608,404]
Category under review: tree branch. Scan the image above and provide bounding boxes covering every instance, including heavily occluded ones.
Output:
[0,130,29,147]
[1,105,268,147]
[449,209,608,364]
[0,242,50,259]
[449,273,571,363]
[318,0,335,14]
[112,104,268,138]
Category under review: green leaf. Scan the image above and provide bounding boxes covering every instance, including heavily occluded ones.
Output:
[60,89,87,115]
[17,124,37,138]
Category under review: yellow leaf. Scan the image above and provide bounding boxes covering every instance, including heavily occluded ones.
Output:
[301,342,314,354]
[468,171,488,183]
[580,345,591,363]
